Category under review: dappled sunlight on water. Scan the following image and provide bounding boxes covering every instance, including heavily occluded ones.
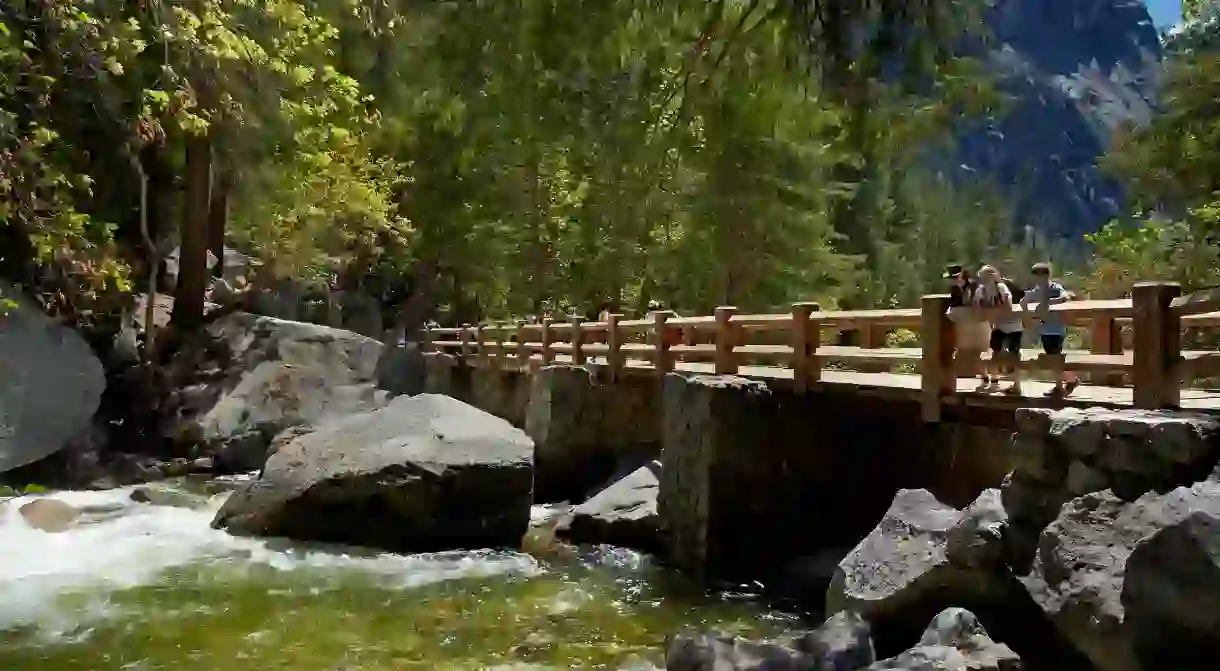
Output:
[0,483,800,670]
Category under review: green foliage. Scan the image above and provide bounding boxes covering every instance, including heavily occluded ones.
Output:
[1098,0,1220,302]
[1,0,1024,331]
[1085,214,1220,299]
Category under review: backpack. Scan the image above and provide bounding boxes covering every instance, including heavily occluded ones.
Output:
[1002,278,1025,303]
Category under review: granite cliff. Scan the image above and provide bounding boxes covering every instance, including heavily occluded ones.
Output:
[953,0,1162,238]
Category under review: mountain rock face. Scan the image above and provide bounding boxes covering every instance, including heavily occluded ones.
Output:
[953,0,1162,238]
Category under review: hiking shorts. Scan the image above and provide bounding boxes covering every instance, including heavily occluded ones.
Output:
[990,329,1022,355]
[1040,334,1065,356]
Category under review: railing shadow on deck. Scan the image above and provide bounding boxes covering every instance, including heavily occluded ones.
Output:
[423,282,1220,421]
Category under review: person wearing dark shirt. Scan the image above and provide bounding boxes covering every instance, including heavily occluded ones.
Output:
[944,264,987,383]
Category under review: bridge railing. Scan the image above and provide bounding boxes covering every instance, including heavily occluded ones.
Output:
[423,281,1220,420]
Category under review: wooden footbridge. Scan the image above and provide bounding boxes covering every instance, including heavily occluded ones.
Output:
[423,282,1220,421]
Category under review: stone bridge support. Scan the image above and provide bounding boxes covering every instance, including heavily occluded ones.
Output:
[424,355,660,502]
[657,373,1015,582]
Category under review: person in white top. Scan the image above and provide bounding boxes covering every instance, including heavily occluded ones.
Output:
[976,265,1024,394]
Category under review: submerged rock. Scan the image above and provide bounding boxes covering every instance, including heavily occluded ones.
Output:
[665,610,874,671]
[560,460,660,551]
[19,497,81,533]
[0,283,106,474]
[212,394,534,553]
[1022,477,1220,671]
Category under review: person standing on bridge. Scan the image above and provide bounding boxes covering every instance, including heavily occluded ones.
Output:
[1021,262,1079,399]
[945,264,989,387]
[977,264,1024,395]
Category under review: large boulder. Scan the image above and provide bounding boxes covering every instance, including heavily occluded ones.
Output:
[1021,476,1220,671]
[174,313,389,473]
[212,394,534,552]
[862,608,1021,671]
[826,489,1009,622]
[0,284,105,473]
[1002,408,1220,570]
[560,460,660,551]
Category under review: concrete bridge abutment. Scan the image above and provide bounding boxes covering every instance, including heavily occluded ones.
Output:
[423,356,1017,579]
[656,373,1015,581]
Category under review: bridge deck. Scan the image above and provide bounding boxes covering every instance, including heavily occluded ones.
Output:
[515,354,1220,412]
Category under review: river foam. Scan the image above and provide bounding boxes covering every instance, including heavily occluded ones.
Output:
[0,484,541,639]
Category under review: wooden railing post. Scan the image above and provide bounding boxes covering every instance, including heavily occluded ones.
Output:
[516,320,529,369]
[653,310,674,374]
[920,294,954,422]
[1133,281,1182,409]
[859,323,889,373]
[1089,315,1122,385]
[791,302,821,392]
[541,317,554,364]
[495,321,507,370]
[607,313,623,380]
[570,314,586,365]
[459,323,471,358]
[421,324,434,353]
[714,306,738,374]
[475,324,487,368]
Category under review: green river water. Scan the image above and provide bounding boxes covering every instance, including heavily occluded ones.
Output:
[0,479,800,670]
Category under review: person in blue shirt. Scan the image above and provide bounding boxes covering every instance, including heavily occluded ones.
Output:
[1020,262,1079,398]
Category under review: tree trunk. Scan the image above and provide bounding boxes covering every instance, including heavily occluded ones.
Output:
[208,168,229,279]
[170,133,212,332]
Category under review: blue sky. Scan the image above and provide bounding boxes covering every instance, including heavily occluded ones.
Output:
[1146,0,1181,28]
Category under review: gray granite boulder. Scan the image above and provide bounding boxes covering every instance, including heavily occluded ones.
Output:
[1022,476,1220,671]
[0,284,105,473]
[179,313,389,473]
[212,393,534,552]
[862,608,1021,671]
[1002,407,1220,570]
[560,460,660,551]
[826,488,1009,621]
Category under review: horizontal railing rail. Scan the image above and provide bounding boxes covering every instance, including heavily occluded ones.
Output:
[423,281,1220,420]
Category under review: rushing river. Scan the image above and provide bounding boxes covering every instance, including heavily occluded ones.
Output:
[1,478,800,670]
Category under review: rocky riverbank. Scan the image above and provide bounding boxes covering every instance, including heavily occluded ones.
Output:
[6,308,1220,670]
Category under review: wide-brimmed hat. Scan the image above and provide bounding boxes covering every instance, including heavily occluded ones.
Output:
[942,264,964,279]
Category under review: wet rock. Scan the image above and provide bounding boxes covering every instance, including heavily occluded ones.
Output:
[19,497,81,533]
[791,611,876,670]
[1022,478,1220,671]
[1002,408,1220,570]
[191,457,215,473]
[665,632,807,671]
[665,611,874,671]
[862,608,1020,670]
[522,503,574,558]
[158,458,194,478]
[826,488,1009,622]
[212,394,534,553]
[0,283,106,474]
[560,460,660,552]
